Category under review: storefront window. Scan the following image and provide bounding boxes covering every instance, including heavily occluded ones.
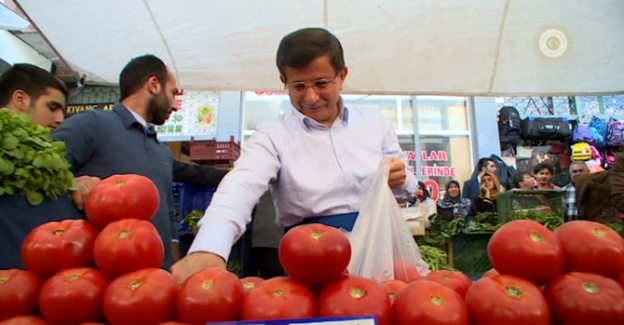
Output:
[400,96,472,200]
[242,91,288,131]
[416,96,469,131]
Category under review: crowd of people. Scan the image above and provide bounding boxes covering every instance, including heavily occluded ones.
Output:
[408,156,593,225]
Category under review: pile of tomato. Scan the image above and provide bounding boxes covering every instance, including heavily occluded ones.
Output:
[1,174,624,325]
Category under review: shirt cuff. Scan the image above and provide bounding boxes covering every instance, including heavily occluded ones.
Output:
[187,220,237,262]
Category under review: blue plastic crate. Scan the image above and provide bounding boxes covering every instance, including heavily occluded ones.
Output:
[172,182,183,213]
[178,184,217,234]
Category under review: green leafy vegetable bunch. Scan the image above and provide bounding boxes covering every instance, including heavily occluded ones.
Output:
[0,108,74,205]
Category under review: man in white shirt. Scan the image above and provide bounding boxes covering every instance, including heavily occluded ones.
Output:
[171,27,417,283]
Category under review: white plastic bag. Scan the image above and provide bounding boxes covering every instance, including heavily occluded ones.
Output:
[348,161,430,282]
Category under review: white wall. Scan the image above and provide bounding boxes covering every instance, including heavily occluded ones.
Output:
[471,97,502,160]
[0,30,51,71]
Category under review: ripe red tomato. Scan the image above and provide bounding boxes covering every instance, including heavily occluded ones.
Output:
[241,277,316,320]
[0,269,44,321]
[393,280,469,325]
[94,219,164,278]
[544,272,624,324]
[0,316,48,325]
[79,323,108,325]
[393,259,424,283]
[482,268,499,278]
[240,276,264,294]
[39,268,109,325]
[555,220,624,278]
[156,323,188,325]
[319,275,392,325]
[488,219,564,286]
[85,174,160,229]
[465,275,550,325]
[279,224,351,286]
[618,271,624,288]
[21,220,98,278]
[178,268,244,324]
[102,268,178,325]
[426,270,473,299]
[381,280,408,305]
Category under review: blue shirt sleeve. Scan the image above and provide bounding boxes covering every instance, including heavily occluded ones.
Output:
[51,112,100,172]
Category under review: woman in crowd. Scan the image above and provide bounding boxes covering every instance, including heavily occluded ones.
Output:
[436,180,472,220]
[467,172,501,217]
[409,181,437,223]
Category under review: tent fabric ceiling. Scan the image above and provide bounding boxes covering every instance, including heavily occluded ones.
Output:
[0,3,29,30]
[15,0,624,96]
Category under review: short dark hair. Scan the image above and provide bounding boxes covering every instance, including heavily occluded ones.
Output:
[534,162,555,175]
[417,181,431,199]
[477,158,495,171]
[512,172,529,188]
[119,54,168,101]
[276,27,345,81]
[0,63,68,107]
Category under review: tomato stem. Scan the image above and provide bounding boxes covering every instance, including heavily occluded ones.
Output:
[67,274,81,282]
[202,280,214,290]
[129,280,143,290]
[113,181,126,188]
[272,289,285,298]
[117,230,130,239]
[52,229,65,236]
[591,228,606,238]
[430,295,444,306]
[503,285,524,299]
[349,287,367,299]
[243,282,255,290]
[0,277,7,284]
[582,282,600,294]
[310,231,324,241]
[529,231,543,243]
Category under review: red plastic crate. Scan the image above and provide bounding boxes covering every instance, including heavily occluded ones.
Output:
[190,135,240,165]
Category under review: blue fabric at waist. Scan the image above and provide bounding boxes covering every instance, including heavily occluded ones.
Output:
[290,212,359,232]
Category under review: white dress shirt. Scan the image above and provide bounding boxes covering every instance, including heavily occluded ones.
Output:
[189,99,418,260]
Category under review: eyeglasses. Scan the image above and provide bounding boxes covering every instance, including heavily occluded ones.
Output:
[284,74,339,93]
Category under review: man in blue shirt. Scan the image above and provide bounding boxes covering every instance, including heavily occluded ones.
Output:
[52,55,182,268]
[172,27,417,283]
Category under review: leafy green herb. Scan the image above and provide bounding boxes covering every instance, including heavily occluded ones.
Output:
[508,210,564,231]
[183,209,204,234]
[415,214,464,247]
[463,212,500,234]
[227,261,242,275]
[606,222,623,234]
[0,109,74,205]
[419,245,455,271]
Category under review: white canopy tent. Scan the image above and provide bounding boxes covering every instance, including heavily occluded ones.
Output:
[15,0,624,96]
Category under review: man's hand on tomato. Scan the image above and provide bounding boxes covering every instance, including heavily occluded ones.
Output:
[171,252,226,285]
[71,176,101,210]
